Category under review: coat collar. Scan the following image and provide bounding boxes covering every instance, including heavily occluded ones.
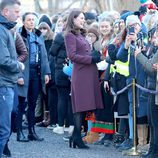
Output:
[20,26,42,39]
[0,14,17,30]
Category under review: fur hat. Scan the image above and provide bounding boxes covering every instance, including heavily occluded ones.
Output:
[126,15,141,26]
[87,27,99,40]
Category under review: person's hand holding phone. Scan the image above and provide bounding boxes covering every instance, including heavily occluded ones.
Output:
[125,34,135,49]
[125,27,137,49]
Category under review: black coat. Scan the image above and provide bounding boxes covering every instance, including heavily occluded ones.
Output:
[44,39,56,84]
[49,32,70,87]
[105,66,129,116]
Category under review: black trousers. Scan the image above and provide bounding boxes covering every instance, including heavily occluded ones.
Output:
[16,96,27,132]
[48,82,58,125]
[56,86,73,126]
[27,67,41,132]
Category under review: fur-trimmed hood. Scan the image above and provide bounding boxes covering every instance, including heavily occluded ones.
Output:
[20,25,42,39]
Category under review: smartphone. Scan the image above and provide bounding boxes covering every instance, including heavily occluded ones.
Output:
[128,26,135,35]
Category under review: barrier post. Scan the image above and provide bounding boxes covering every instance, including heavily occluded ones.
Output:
[123,78,141,156]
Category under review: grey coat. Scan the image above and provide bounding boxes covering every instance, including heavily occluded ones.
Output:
[0,14,21,87]
[137,51,158,104]
[136,51,158,74]
[17,26,51,97]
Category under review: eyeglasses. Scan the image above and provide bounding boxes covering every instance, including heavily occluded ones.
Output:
[87,33,97,38]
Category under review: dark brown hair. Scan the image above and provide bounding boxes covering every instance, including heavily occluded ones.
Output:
[22,12,38,22]
[0,0,21,11]
[65,10,86,36]
[121,28,127,41]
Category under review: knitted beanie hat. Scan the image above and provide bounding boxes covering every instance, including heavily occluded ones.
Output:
[87,27,99,40]
[39,15,52,28]
[126,15,141,26]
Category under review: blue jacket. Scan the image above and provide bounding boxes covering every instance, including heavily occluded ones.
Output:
[117,42,148,117]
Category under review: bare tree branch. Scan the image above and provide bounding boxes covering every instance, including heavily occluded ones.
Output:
[48,0,53,15]
[60,0,80,13]
[34,0,43,13]
[81,0,88,11]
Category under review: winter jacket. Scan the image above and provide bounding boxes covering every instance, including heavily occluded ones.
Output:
[136,49,158,90]
[0,14,21,87]
[18,26,51,96]
[117,42,148,117]
[49,32,70,87]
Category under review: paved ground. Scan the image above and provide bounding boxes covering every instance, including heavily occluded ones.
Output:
[8,127,140,158]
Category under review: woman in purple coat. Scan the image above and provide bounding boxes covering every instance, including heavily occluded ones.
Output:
[64,10,103,149]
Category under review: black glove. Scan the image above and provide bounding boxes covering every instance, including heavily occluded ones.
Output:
[91,55,101,64]
[108,44,117,60]
[91,50,101,64]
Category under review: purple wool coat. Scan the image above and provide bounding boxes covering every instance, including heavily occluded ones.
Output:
[65,32,103,113]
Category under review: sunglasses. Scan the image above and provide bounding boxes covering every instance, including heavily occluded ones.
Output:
[39,27,47,30]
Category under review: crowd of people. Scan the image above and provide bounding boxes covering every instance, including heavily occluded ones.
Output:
[0,0,158,158]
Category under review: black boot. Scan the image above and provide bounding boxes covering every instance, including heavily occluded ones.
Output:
[28,127,44,141]
[70,112,89,149]
[69,136,89,149]
[3,142,11,157]
[17,130,29,142]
